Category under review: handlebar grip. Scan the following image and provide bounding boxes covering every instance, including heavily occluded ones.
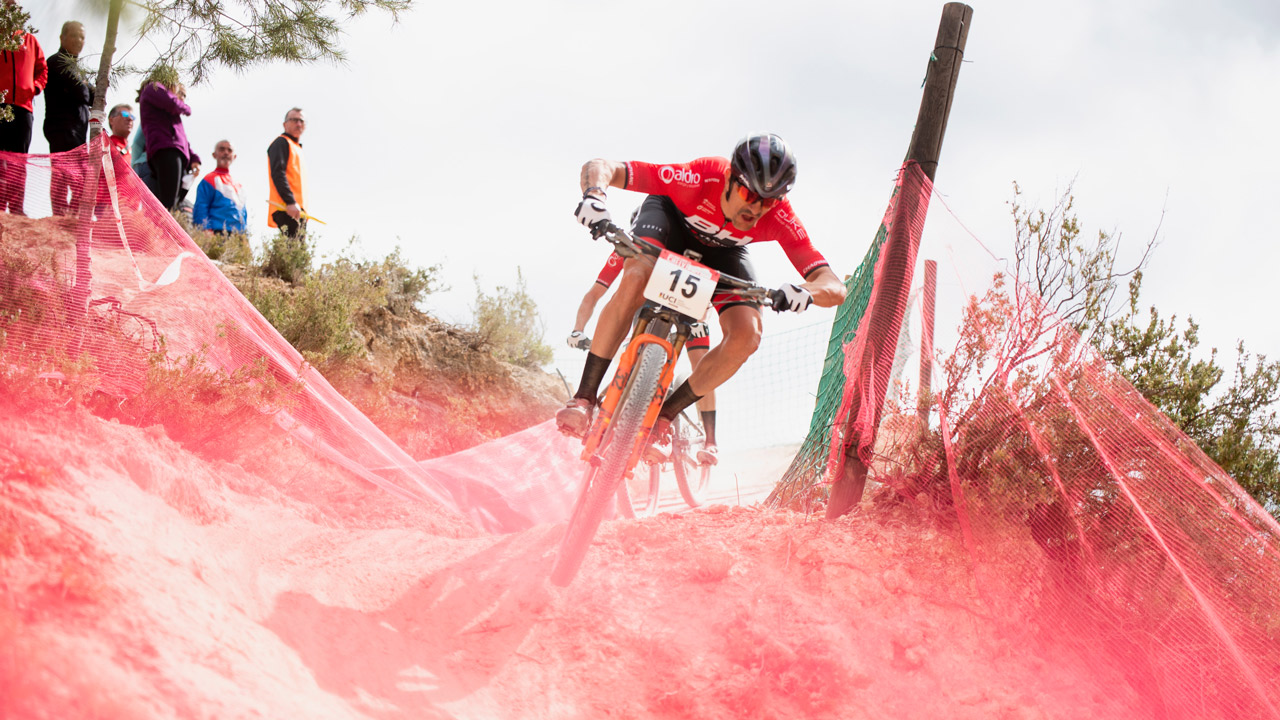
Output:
[588,220,610,240]
[767,288,788,312]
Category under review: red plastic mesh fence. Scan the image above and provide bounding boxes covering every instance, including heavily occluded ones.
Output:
[0,138,579,533]
[784,163,1280,716]
[826,161,931,482]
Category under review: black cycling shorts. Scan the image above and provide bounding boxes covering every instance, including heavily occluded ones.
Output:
[631,195,760,313]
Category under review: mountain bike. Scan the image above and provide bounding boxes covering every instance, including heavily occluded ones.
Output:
[550,222,776,586]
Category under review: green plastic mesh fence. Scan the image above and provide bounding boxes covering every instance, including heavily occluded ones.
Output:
[769,168,906,506]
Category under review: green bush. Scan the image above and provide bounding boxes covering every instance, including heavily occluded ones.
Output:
[260,232,313,283]
[471,269,552,368]
[171,211,253,265]
[242,242,442,364]
[104,349,299,452]
[353,246,443,315]
[243,268,373,364]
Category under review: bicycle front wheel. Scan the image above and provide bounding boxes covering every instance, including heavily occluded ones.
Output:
[551,343,666,586]
[671,414,713,508]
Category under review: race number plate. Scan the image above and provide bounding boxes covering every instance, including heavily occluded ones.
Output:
[643,249,719,317]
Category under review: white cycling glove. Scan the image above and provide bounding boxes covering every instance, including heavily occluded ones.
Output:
[771,283,813,313]
[566,331,592,350]
[574,193,611,235]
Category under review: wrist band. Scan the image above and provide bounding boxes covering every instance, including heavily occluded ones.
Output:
[584,185,607,197]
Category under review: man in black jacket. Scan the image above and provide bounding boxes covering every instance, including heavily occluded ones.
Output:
[43,21,92,215]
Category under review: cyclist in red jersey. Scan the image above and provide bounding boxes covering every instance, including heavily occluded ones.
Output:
[566,251,624,350]
[556,133,847,461]
[567,251,723,464]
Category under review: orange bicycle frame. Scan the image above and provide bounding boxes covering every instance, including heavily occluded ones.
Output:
[581,318,688,477]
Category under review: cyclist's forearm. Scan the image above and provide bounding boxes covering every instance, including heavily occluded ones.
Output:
[573,296,595,333]
[803,267,848,308]
[580,159,627,195]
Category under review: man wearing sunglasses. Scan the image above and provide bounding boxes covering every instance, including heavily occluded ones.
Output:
[91,104,135,218]
[556,133,847,461]
[106,104,135,159]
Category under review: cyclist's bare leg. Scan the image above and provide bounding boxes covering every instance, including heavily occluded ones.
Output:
[687,347,716,412]
[684,304,762,397]
[648,306,756,458]
[586,255,651,361]
[560,254,653,434]
[687,346,720,465]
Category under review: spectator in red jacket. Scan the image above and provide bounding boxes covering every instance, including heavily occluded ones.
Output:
[0,1,47,215]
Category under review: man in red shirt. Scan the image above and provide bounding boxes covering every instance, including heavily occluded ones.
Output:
[90,103,135,218]
[566,251,623,350]
[105,103,134,160]
[557,133,847,460]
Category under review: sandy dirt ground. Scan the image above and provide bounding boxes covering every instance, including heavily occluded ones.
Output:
[1,406,1147,720]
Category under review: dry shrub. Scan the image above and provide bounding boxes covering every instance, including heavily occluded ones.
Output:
[101,350,299,455]
[242,245,441,365]
[471,269,551,368]
[172,210,253,264]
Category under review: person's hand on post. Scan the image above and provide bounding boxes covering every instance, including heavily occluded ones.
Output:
[574,191,611,237]
[286,203,302,220]
[770,283,813,313]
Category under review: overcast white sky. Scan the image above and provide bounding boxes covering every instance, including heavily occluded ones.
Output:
[26,0,1280,373]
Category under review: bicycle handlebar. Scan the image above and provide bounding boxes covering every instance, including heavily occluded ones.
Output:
[592,221,777,307]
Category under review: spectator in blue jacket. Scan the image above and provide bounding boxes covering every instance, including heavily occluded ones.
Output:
[192,139,247,234]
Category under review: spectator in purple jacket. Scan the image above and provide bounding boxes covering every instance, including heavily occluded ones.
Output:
[138,67,200,210]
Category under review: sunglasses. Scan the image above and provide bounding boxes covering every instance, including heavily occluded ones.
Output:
[118,111,134,119]
[733,182,783,210]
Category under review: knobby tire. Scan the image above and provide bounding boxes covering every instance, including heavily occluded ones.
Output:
[551,343,667,586]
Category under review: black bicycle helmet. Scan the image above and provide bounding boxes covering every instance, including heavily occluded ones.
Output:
[730,133,797,199]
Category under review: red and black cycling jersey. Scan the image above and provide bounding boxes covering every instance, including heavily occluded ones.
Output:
[595,251,623,288]
[623,157,829,278]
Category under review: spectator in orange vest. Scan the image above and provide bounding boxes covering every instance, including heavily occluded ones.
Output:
[267,107,307,237]
[0,0,47,215]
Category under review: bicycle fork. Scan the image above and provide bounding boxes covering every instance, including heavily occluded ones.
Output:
[581,327,686,477]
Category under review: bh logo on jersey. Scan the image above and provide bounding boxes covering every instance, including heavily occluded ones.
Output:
[659,166,701,185]
[685,215,751,246]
